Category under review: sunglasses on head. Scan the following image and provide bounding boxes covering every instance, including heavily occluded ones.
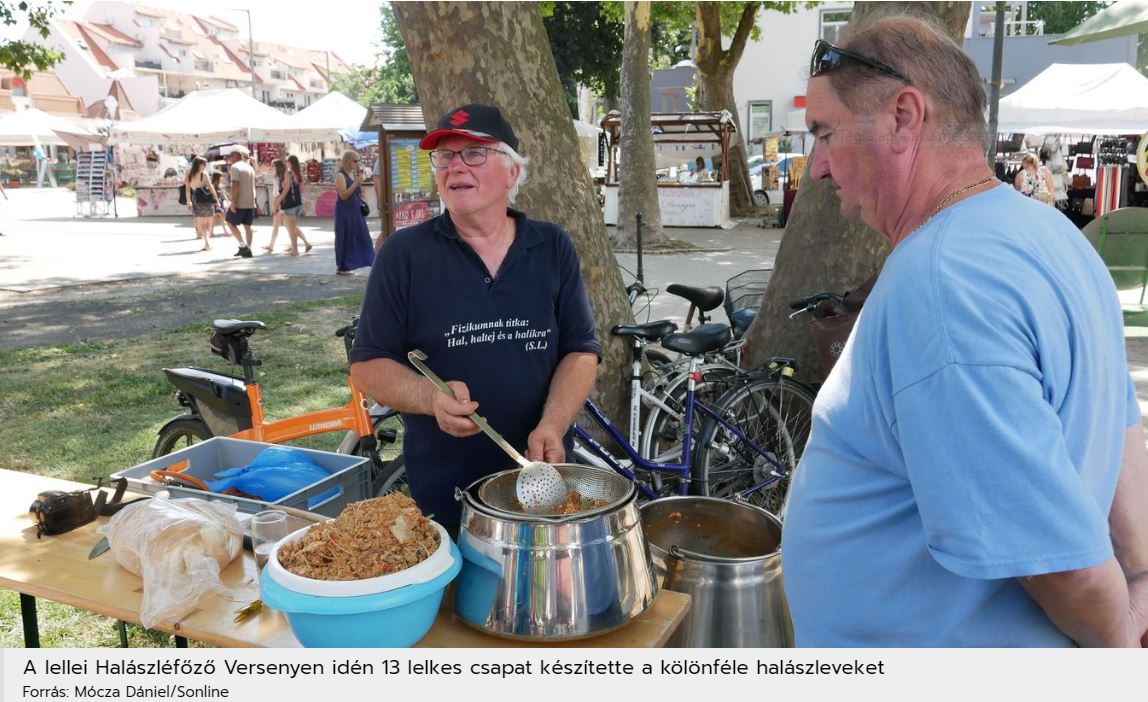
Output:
[810,38,911,84]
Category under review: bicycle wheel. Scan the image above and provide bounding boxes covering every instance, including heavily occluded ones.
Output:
[640,364,739,463]
[371,455,407,497]
[338,411,407,497]
[690,376,816,517]
[152,416,213,458]
[643,349,673,369]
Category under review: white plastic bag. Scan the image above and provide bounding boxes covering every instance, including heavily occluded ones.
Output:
[97,496,242,628]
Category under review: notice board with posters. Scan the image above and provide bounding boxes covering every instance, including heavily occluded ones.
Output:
[387,136,439,232]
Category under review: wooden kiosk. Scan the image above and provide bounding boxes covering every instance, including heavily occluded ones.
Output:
[361,104,441,238]
[600,111,737,228]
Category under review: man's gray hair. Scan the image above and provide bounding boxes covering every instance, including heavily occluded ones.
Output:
[499,142,530,204]
[828,16,987,147]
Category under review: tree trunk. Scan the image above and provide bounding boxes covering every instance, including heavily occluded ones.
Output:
[741,1,972,378]
[695,2,760,218]
[392,2,633,428]
[615,0,666,247]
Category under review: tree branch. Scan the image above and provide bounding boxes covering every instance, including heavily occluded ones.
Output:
[725,3,761,69]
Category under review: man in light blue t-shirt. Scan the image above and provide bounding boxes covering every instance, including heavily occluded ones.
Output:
[782,16,1148,647]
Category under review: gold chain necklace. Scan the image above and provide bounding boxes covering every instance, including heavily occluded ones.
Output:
[932,176,998,219]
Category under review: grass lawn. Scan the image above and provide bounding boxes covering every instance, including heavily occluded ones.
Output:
[0,293,407,648]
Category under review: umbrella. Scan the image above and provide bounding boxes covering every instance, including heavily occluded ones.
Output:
[339,129,378,149]
[1050,0,1148,46]
[201,142,249,161]
[0,108,101,149]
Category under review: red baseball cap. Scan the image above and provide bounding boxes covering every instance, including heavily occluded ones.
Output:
[419,104,519,151]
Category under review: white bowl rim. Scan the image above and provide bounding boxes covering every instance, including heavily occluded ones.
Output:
[265,519,453,597]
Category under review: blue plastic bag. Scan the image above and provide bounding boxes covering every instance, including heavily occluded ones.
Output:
[206,446,339,507]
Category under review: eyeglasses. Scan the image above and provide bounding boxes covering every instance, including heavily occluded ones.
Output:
[429,146,506,169]
[810,38,911,84]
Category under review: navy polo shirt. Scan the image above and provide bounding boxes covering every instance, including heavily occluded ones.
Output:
[350,209,602,524]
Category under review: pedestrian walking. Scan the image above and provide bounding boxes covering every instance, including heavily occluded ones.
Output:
[224,146,256,258]
[286,155,312,254]
[210,171,228,237]
[184,156,218,252]
[265,158,289,253]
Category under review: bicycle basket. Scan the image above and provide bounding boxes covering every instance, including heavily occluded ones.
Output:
[808,313,857,376]
[724,269,773,324]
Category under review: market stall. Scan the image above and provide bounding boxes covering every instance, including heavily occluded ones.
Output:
[249,91,379,218]
[109,89,379,218]
[600,111,737,228]
[996,63,1148,224]
[0,109,103,197]
[109,89,292,216]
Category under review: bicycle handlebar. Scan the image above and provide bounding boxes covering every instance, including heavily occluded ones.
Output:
[788,292,849,321]
[789,292,846,310]
[335,315,360,338]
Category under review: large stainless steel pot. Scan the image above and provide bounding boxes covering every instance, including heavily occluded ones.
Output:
[454,464,657,641]
[641,496,793,647]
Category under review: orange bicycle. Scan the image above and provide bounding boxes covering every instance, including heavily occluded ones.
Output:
[152,317,405,496]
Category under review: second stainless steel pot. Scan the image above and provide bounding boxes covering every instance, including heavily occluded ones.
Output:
[641,496,793,647]
[454,465,657,641]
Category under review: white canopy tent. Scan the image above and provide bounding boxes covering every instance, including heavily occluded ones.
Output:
[0,108,101,149]
[249,91,367,143]
[997,63,1148,135]
[109,89,295,145]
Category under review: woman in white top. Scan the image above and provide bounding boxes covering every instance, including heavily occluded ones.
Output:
[1013,153,1056,205]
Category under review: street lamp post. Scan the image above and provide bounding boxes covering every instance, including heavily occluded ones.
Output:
[228,8,256,100]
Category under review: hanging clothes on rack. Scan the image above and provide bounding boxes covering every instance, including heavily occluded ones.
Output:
[1095,165,1124,217]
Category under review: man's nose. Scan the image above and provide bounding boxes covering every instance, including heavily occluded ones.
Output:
[810,148,831,181]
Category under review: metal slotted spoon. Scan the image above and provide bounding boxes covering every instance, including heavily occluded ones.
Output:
[407,349,566,514]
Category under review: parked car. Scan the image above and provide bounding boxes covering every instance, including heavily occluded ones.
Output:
[750,153,805,206]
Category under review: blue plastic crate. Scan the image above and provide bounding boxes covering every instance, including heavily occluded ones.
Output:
[112,437,369,517]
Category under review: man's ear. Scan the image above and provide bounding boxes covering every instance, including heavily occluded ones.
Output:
[890,87,926,154]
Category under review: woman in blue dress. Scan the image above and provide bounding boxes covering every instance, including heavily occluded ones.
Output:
[333,150,375,276]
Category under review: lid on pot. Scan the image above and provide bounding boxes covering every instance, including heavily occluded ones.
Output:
[471,464,634,521]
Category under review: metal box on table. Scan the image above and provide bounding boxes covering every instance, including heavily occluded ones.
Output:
[112,437,369,517]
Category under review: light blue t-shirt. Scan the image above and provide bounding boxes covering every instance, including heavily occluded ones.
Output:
[782,184,1138,647]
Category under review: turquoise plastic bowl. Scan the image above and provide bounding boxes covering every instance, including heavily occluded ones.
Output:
[260,540,461,648]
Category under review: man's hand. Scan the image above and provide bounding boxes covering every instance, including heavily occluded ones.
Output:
[527,422,566,464]
[229,203,237,213]
[431,380,481,438]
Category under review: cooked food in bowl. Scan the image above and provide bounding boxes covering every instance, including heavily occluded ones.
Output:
[278,492,440,580]
[510,489,609,516]
[559,489,610,515]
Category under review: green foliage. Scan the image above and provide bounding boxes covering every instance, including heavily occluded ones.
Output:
[330,3,417,106]
[0,0,68,78]
[542,2,624,115]
[1026,2,1113,34]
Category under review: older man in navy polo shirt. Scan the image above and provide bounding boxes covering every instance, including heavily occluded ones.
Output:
[349,104,602,529]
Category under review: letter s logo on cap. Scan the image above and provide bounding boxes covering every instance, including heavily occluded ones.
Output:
[449,110,470,127]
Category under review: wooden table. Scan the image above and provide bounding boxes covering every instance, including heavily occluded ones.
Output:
[0,469,689,648]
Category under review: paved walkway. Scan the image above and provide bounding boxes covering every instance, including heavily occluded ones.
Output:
[0,188,349,292]
[3,186,1146,420]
